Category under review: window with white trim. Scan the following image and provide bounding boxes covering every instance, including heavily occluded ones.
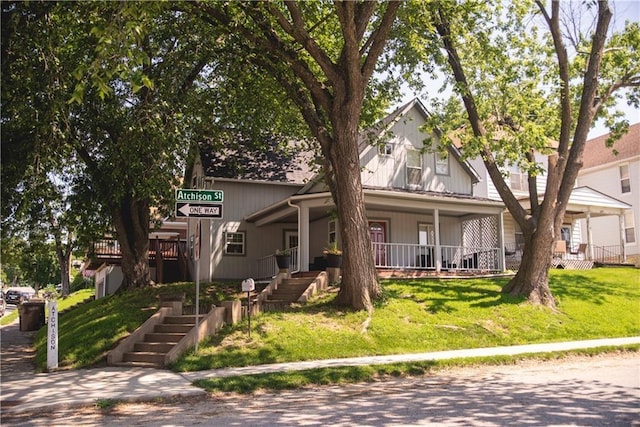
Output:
[418,223,435,245]
[509,164,527,192]
[328,219,337,244]
[624,211,636,244]
[435,152,449,175]
[406,149,422,187]
[224,231,245,255]
[620,164,631,193]
[378,143,393,157]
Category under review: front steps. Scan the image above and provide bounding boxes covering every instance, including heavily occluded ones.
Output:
[265,277,315,304]
[116,314,203,368]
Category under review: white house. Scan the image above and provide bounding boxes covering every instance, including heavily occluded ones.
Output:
[577,123,639,265]
[186,99,507,281]
[466,123,635,266]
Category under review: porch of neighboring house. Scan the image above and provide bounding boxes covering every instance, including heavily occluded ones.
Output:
[505,186,634,272]
[88,235,190,285]
[503,241,631,271]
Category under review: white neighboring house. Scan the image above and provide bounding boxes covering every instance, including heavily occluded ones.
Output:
[577,123,640,266]
[466,124,635,266]
[186,98,508,281]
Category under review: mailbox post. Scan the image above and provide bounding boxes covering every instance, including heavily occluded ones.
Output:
[241,278,255,337]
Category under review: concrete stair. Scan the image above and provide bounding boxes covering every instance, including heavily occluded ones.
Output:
[266,277,314,304]
[117,314,203,368]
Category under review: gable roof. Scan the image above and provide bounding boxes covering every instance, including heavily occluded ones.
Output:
[358,97,481,184]
[582,122,640,170]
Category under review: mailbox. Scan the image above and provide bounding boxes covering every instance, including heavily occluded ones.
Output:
[241,278,255,292]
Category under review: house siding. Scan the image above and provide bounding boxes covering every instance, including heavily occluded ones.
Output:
[577,157,640,258]
[190,180,302,280]
[361,108,473,195]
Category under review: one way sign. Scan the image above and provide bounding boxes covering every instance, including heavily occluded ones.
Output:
[175,203,223,219]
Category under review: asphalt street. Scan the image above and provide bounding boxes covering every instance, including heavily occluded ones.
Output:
[2,353,639,426]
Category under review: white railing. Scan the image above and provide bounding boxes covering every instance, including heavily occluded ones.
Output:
[254,246,300,279]
[372,243,501,272]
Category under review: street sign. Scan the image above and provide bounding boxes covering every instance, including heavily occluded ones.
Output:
[175,189,223,203]
[175,202,223,218]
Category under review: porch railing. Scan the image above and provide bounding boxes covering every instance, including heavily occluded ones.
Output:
[254,246,300,280]
[372,243,501,272]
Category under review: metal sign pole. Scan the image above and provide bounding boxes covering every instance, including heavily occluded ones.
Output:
[195,218,201,354]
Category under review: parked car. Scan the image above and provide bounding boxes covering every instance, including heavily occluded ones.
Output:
[4,286,36,305]
[0,297,6,316]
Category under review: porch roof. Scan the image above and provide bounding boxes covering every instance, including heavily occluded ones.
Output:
[519,186,631,218]
[245,187,505,226]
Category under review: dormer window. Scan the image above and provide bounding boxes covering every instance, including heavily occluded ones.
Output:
[435,152,449,175]
[378,143,393,156]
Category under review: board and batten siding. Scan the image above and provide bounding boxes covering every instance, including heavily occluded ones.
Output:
[191,180,303,280]
[361,107,473,195]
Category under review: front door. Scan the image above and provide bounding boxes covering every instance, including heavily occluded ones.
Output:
[369,221,387,266]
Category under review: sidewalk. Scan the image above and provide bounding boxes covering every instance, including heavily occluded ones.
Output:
[2,316,639,415]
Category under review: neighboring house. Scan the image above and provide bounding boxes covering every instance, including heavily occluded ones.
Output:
[466,124,634,267]
[90,220,189,298]
[576,123,640,266]
[186,98,507,282]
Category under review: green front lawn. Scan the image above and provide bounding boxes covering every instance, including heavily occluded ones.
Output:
[172,267,640,371]
[27,267,639,375]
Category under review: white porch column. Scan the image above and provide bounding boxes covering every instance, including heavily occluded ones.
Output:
[619,213,627,263]
[434,208,442,273]
[300,204,310,272]
[498,211,505,271]
[586,211,594,260]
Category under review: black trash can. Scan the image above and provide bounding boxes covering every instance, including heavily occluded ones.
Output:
[19,300,46,331]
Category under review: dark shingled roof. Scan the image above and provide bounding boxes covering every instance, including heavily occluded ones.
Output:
[200,136,317,184]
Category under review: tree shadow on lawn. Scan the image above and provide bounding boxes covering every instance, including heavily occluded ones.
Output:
[549,270,638,306]
[378,278,524,314]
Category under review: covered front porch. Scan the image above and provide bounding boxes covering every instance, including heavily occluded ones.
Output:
[247,188,507,279]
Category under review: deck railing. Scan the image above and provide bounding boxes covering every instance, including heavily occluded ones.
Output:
[254,247,300,279]
[91,238,182,261]
[372,242,501,272]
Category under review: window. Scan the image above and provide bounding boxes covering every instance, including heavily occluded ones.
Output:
[284,230,298,250]
[328,219,337,244]
[407,149,422,187]
[378,143,393,156]
[224,231,245,255]
[624,211,636,244]
[435,152,449,175]
[620,164,631,193]
[509,164,526,191]
[418,223,434,245]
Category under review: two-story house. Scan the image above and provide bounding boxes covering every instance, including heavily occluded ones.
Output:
[186,98,507,281]
[466,123,635,267]
[577,123,639,266]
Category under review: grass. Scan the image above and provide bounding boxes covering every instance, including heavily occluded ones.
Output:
[172,268,639,372]
[0,289,95,327]
[31,281,240,371]
[25,268,639,382]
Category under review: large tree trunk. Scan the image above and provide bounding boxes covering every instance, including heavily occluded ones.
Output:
[503,231,556,307]
[111,195,151,290]
[329,111,380,311]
